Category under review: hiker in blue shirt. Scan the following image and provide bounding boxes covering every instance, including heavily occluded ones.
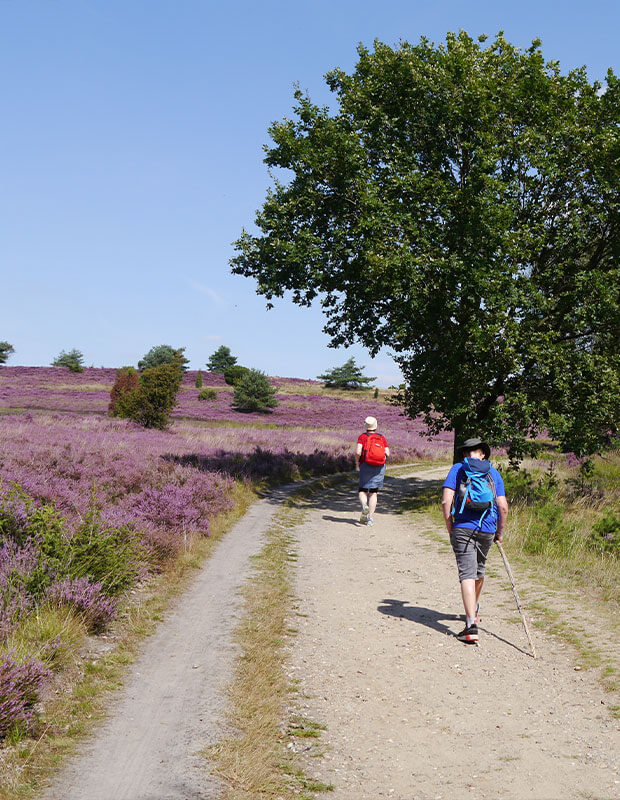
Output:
[442,438,508,644]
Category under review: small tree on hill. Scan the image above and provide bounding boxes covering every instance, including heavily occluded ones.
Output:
[0,341,15,365]
[207,345,237,373]
[52,348,84,373]
[195,369,203,388]
[138,344,189,372]
[118,363,183,429]
[108,367,139,417]
[232,369,278,413]
[318,358,375,390]
[224,364,250,386]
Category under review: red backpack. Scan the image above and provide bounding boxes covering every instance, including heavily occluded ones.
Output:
[363,432,386,466]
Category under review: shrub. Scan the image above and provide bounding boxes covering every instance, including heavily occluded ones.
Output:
[45,578,117,633]
[0,651,50,739]
[232,369,279,413]
[317,357,375,390]
[108,366,139,416]
[195,369,203,388]
[224,365,250,386]
[587,511,620,558]
[198,388,217,401]
[52,348,84,373]
[138,344,189,372]
[123,363,184,429]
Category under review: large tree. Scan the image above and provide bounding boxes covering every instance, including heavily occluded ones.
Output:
[138,345,189,372]
[206,345,237,373]
[318,357,376,390]
[231,32,620,460]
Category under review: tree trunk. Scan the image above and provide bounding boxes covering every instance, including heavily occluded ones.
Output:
[452,426,463,464]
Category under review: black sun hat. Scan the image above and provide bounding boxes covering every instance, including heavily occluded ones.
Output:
[460,437,491,460]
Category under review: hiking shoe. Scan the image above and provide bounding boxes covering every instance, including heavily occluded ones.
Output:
[457,624,479,644]
[359,504,370,524]
[366,517,374,527]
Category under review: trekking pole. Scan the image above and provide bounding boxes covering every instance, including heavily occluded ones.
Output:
[495,541,537,659]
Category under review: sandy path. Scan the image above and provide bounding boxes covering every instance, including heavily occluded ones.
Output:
[289,467,620,800]
[40,490,289,800]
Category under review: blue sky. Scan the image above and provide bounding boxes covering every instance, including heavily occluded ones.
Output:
[2,0,619,385]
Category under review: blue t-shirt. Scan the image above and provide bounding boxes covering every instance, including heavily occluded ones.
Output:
[443,462,505,533]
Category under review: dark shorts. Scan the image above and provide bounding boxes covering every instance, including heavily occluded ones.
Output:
[358,462,385,490]
[450,528,496,581]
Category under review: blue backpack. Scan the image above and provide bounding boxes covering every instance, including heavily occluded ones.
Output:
[454,458,496,527]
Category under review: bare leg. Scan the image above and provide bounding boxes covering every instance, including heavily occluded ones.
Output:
[368,492,378,517]
[358,491,369,509]
[460,578,477,620]
[475,577,484,605]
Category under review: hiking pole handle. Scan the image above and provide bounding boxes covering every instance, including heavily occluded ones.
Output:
[495,541,537,660]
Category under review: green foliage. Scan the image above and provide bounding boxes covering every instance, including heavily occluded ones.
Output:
[108,366,139,417]
[502,464,559,506]
[232,369,279,413]
[232,31,620,460]
[198,387,217,401]
[195,369,203,388]
[317,357,376,390]
[122,363,184,429]
[138,344,189,372]
[0,341,14,365]
[588,512,620,558]
[373,387,379,399]
[52,348,84,373]
[207,345,238,373]
[224,364,250,386]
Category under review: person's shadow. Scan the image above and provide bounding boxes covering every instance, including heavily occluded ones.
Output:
[322,515,359,526]
[378,598,531,655]
[378,599,461,636]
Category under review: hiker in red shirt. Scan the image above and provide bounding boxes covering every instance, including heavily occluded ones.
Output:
[356,416,389,526]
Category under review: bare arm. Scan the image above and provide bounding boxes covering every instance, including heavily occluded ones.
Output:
[442,487,454,533]
[495,495,508,542]
[355,442,363,470]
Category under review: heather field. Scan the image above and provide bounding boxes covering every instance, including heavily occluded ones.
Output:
[0,366,450,745]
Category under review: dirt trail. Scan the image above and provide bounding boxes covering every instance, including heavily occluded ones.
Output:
[39,490,290,800]
[289,466,620,800]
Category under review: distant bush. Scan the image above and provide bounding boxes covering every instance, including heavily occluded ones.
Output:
[232,369,278,413]
[198,388,217,401]
[0,341,14,366]
[207,345,237,373]
[195,369,203,388]
[108,366,139,417]
[138,344,189,372]
[52,348,84,373]
[317,357,375,390]
[224,365,250,386]
[121,363,184,429]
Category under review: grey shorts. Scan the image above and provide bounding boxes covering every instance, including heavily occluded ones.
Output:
[450,528,496,581]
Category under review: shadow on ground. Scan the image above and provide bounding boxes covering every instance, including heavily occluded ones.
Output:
[377,599,461,636]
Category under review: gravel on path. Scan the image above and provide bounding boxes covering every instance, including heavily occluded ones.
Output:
[288,466,620,800]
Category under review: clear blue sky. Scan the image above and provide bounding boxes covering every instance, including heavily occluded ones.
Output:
[2,0,619,384]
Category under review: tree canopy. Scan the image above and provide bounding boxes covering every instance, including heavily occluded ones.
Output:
[138,345,189,372]
[231,32,620,459]
[318,357,376,390]
[0,341,14,365]
[207,345,238,373]
[52,348,84,373]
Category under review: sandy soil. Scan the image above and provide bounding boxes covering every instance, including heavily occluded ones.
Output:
[288,466,620,800]
[39,491,290,800]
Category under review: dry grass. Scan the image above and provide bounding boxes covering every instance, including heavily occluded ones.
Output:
[0,482,257,800]
[211,495,332,799]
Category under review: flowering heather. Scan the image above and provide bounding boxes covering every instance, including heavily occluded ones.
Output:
[45,578,117,634]
[0,651,50,738]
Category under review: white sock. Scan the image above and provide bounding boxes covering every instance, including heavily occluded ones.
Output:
[466,616,476,627]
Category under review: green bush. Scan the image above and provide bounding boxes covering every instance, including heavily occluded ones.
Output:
[52,348,84,373]
[138,344,189,372]
[122,363,184,429]
[502,466,558,506]
[198,388,217,401]
[224,365,250,386]
[521,501,579,558]
[232,369,278,413]
[587,511,620,558]
[195,369,203,388]
[108,366,139,417]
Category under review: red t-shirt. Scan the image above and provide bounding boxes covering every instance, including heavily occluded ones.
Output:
[357,432,389,463]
